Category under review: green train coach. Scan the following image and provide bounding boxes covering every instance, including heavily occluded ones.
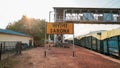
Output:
[75,28,120,58]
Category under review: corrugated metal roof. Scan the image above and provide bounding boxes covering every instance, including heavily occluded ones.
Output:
[0,29,30,37]
[88,30,106,35]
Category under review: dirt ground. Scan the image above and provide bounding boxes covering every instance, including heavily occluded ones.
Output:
[12,44,120,68]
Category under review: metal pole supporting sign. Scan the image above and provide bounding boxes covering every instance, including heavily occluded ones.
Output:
[44,22,46,57]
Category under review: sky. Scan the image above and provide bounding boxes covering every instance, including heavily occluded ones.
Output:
[0,0,120,38]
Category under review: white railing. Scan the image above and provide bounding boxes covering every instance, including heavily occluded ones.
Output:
[55,15,120,22]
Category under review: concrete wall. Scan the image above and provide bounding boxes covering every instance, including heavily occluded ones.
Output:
[0,33,33,45]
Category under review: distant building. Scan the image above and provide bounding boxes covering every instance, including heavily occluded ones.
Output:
[0,29,33,46]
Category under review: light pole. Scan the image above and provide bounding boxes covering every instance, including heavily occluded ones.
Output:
[48,11,53,49]
[73,24,75,57]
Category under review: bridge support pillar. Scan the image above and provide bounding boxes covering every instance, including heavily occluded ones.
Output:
[54,34,64,47]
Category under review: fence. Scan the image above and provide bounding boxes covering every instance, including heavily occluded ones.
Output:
[0,41,22,60]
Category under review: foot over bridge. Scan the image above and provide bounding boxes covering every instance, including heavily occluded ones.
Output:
[52,7,120,46]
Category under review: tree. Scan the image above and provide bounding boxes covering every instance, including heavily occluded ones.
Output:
[6,15,46,41]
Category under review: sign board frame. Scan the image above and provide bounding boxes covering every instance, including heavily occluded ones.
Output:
[45,22,75,57]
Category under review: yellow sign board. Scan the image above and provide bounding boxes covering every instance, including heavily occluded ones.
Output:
[46,23,74,34]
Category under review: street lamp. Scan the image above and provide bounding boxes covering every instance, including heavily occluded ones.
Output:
[48,11,54,49]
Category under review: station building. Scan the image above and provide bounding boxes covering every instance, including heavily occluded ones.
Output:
[0,29,33,46]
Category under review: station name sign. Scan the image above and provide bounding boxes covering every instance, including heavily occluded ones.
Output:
[46,23,74,34]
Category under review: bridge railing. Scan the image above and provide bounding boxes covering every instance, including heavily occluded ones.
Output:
[55,14,120,23]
